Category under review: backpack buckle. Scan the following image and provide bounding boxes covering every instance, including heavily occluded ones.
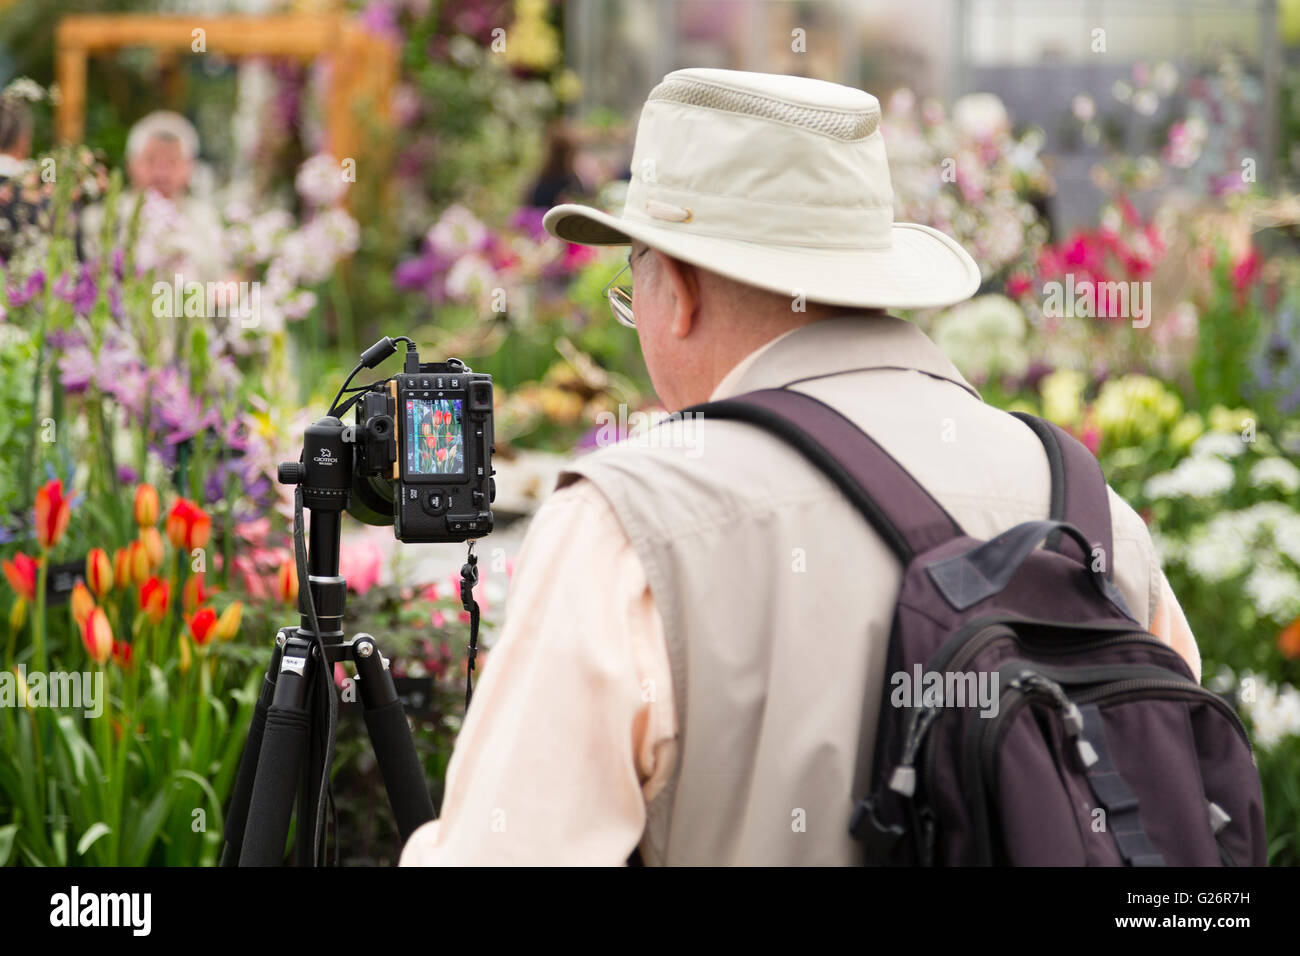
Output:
[849,795,906,862]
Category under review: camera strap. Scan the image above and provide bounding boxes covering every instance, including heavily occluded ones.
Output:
[461,542,481,710]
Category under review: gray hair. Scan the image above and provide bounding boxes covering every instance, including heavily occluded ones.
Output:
[126,110,199,162]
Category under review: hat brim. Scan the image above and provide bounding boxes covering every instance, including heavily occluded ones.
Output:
[543,204,981,311]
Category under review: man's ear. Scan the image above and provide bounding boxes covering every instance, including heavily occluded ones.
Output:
[656,251,700,339]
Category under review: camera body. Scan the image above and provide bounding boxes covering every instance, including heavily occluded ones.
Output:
[351,361,495,543]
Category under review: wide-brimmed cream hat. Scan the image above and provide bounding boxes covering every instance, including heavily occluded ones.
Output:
[544,68,980,310]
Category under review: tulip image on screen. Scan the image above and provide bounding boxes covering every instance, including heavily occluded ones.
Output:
[405,398,465,476]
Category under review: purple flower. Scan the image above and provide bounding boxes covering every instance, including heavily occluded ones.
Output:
[509,207,549,243]
[117,465,139,485]
[58,346,96,393]
[7,270,45,307]
[53,266,97,316]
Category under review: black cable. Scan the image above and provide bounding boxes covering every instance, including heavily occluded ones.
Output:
[460,545,481,709]
[292,485,339,866]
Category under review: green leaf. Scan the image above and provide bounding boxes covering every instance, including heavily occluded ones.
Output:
[75,822,112,858]
[0,823,18,866]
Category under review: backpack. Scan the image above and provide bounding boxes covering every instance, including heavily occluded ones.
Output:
[686,387,1267,866]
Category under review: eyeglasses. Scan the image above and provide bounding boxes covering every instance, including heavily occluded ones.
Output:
[603,247,649,328]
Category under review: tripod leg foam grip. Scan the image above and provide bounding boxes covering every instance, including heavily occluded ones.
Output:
[363,699,436,843]
[239,706,312,866]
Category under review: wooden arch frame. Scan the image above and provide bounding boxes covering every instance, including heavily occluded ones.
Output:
[54,14,397,167]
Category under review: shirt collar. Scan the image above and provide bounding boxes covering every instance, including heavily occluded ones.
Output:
[709,314,981,402]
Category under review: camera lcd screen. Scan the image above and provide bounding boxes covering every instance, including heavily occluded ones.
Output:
[405,398,465,476]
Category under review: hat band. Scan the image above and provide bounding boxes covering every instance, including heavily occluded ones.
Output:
[623,182,895,250]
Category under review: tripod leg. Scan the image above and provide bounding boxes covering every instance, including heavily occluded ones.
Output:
[353,634,436,844]
[220,632,286,867]
[238,636,316,866]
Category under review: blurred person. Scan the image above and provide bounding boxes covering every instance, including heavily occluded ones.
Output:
[400,69,1203,866]
[527,118,584,208]
[0,94,46,263]
[82,110,225,281]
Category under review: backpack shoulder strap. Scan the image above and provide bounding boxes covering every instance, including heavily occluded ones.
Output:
[680,387,963,563]
[1011,412,1115,578]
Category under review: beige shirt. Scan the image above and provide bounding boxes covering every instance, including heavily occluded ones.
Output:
[399,326,1200,867]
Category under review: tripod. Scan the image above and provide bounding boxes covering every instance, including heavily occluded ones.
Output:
[220,439,437,866]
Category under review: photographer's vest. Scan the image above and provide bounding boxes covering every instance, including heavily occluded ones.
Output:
[558,316,1161,865]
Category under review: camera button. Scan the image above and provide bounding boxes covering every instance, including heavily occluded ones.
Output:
[422,490,449,515]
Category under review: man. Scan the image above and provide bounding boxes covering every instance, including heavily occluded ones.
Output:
[82,110,224,282]
[399,68,1199,866]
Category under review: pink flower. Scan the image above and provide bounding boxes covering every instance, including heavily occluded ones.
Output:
[339,538,384,596]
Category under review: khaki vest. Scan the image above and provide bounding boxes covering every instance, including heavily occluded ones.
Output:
[559,316,1160,865]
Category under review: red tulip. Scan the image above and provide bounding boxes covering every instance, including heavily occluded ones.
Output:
[86,547,113,597]
[35,479,71,551]
[139,576,170,624]
[435,446,448,462]
[82,607,113,665]
[112,640,133,668]
[189,606,219,647]
[2,552,38,602]
[166,499,212,551]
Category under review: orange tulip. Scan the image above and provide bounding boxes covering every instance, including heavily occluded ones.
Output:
[85,548,113,597]
[139,527,165,570]
[1280,616,1300,661]
[214,601,243,642]
[112,547,132,589]
[70,582,95,630]
[276,560,298,605]
[82,606,113,665]
[139,577,170,624]
[128,540,151,585]
[2,552,38,602]
[34,479,71,551]
[133,483,160,527]
[183,573,209,614]
[189,606,219,647]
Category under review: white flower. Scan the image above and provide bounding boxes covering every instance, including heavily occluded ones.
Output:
[1190,431,1247,459]
[1238,673,1300,750]
[445,254,496,303]
[1144,456,1235,500]
[295,154,349,209]
[1249,457,1300,494]
[426,204,488,259]
[1243,562,1300,620]
[931,295,1028,382]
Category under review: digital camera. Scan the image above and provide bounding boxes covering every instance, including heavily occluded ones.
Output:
[348,359,495,543]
